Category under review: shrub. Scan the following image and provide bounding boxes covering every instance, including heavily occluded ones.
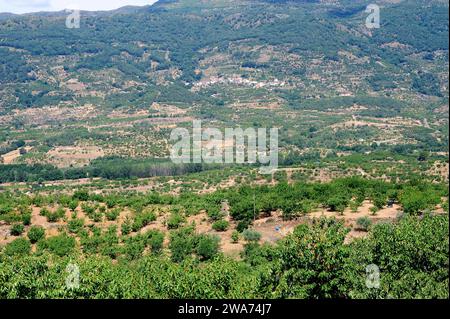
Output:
[106,198,117,209]
[27,226,45,243]
[101,245,120,259]
[326,196,348,214]
[206,206,223,221]
[196,234,220,261]
[21,212,31,226]
[169,227,195,262]
[350,200,360,212]
[124,236,145,260]
[372,194,386,210]
[212,219,229,232]
[145,230,164,254]
[106,208,120,221]
[231,230,240,243]
[93,211,103,223]
[43,207,66,222]
[132,211,156,232]
[38,234,75,257]
[242,242,270,266]
[399,188,440,215]
[68,200,78,212]
[356,216,372,231]
[81,203,95,216]
[167,213,185,229]
[242,229,261,242]
[4,238,31,256]
[236,220,251,232]
[280,201,300,220]
[370,206,379,215]
[10,224,24,236]
[39,208,50,217]
[46,212,58,222]
[121,218,132,235]
[73,189,89,201]
[68,218,84,233]
[298,199,315,214]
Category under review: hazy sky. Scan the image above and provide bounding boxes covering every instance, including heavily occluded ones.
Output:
[0,0,158,14]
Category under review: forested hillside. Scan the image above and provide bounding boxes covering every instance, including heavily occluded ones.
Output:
[0,0,448,173]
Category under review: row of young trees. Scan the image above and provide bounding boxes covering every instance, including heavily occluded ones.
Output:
[1,177,447,227]
[0,213,447,298]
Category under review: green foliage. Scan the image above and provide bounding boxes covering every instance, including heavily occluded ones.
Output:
[356,216,372,231]
[68,200,78,212]
[144,230,165,254]
[372,193,386,210]
[41,207,66,222]
[38,233,76,257]
[399,187,441,215]
[0,0,447,299]
[0,213,447,298]
[81,203,95,216]
[212,219,230,232]
[0,48,32,84]
[326,195,349,214]
[236,220,251,232]
[27,226,45,244]
[412,72,442,96]
[167,212,185,229]
[242,242,275,267]
[73,190,89,201]
[106,208,120,221]
[4,238,31,256]
[242,229,262,242]
[169,227,195,262]
[123,236,146,261]
[196,234,220,261]
[258,218,351,298]
[68,218,84,234]
[80,225,119,259]
[121,218,132,235]
[231,230,240,243]
[10,223,24,236]
[132,210,156,232]
[347,214,449,298]
[16,208,33,225]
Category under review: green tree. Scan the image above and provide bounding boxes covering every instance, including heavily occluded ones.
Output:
[258,218,351,298]
[326,196,348,214]
[10,224,24,236]
[4,238,31,256]
[38,233,75,257]
[212,219,229,232]
[399,188,440,215]
[356,216,372,231]
[242,229,261,242]
[196,234,220,261]
[169,227,195,262]
[27,226,45,243]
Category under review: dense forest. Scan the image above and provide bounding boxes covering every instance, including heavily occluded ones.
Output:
[0,0,448,110]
